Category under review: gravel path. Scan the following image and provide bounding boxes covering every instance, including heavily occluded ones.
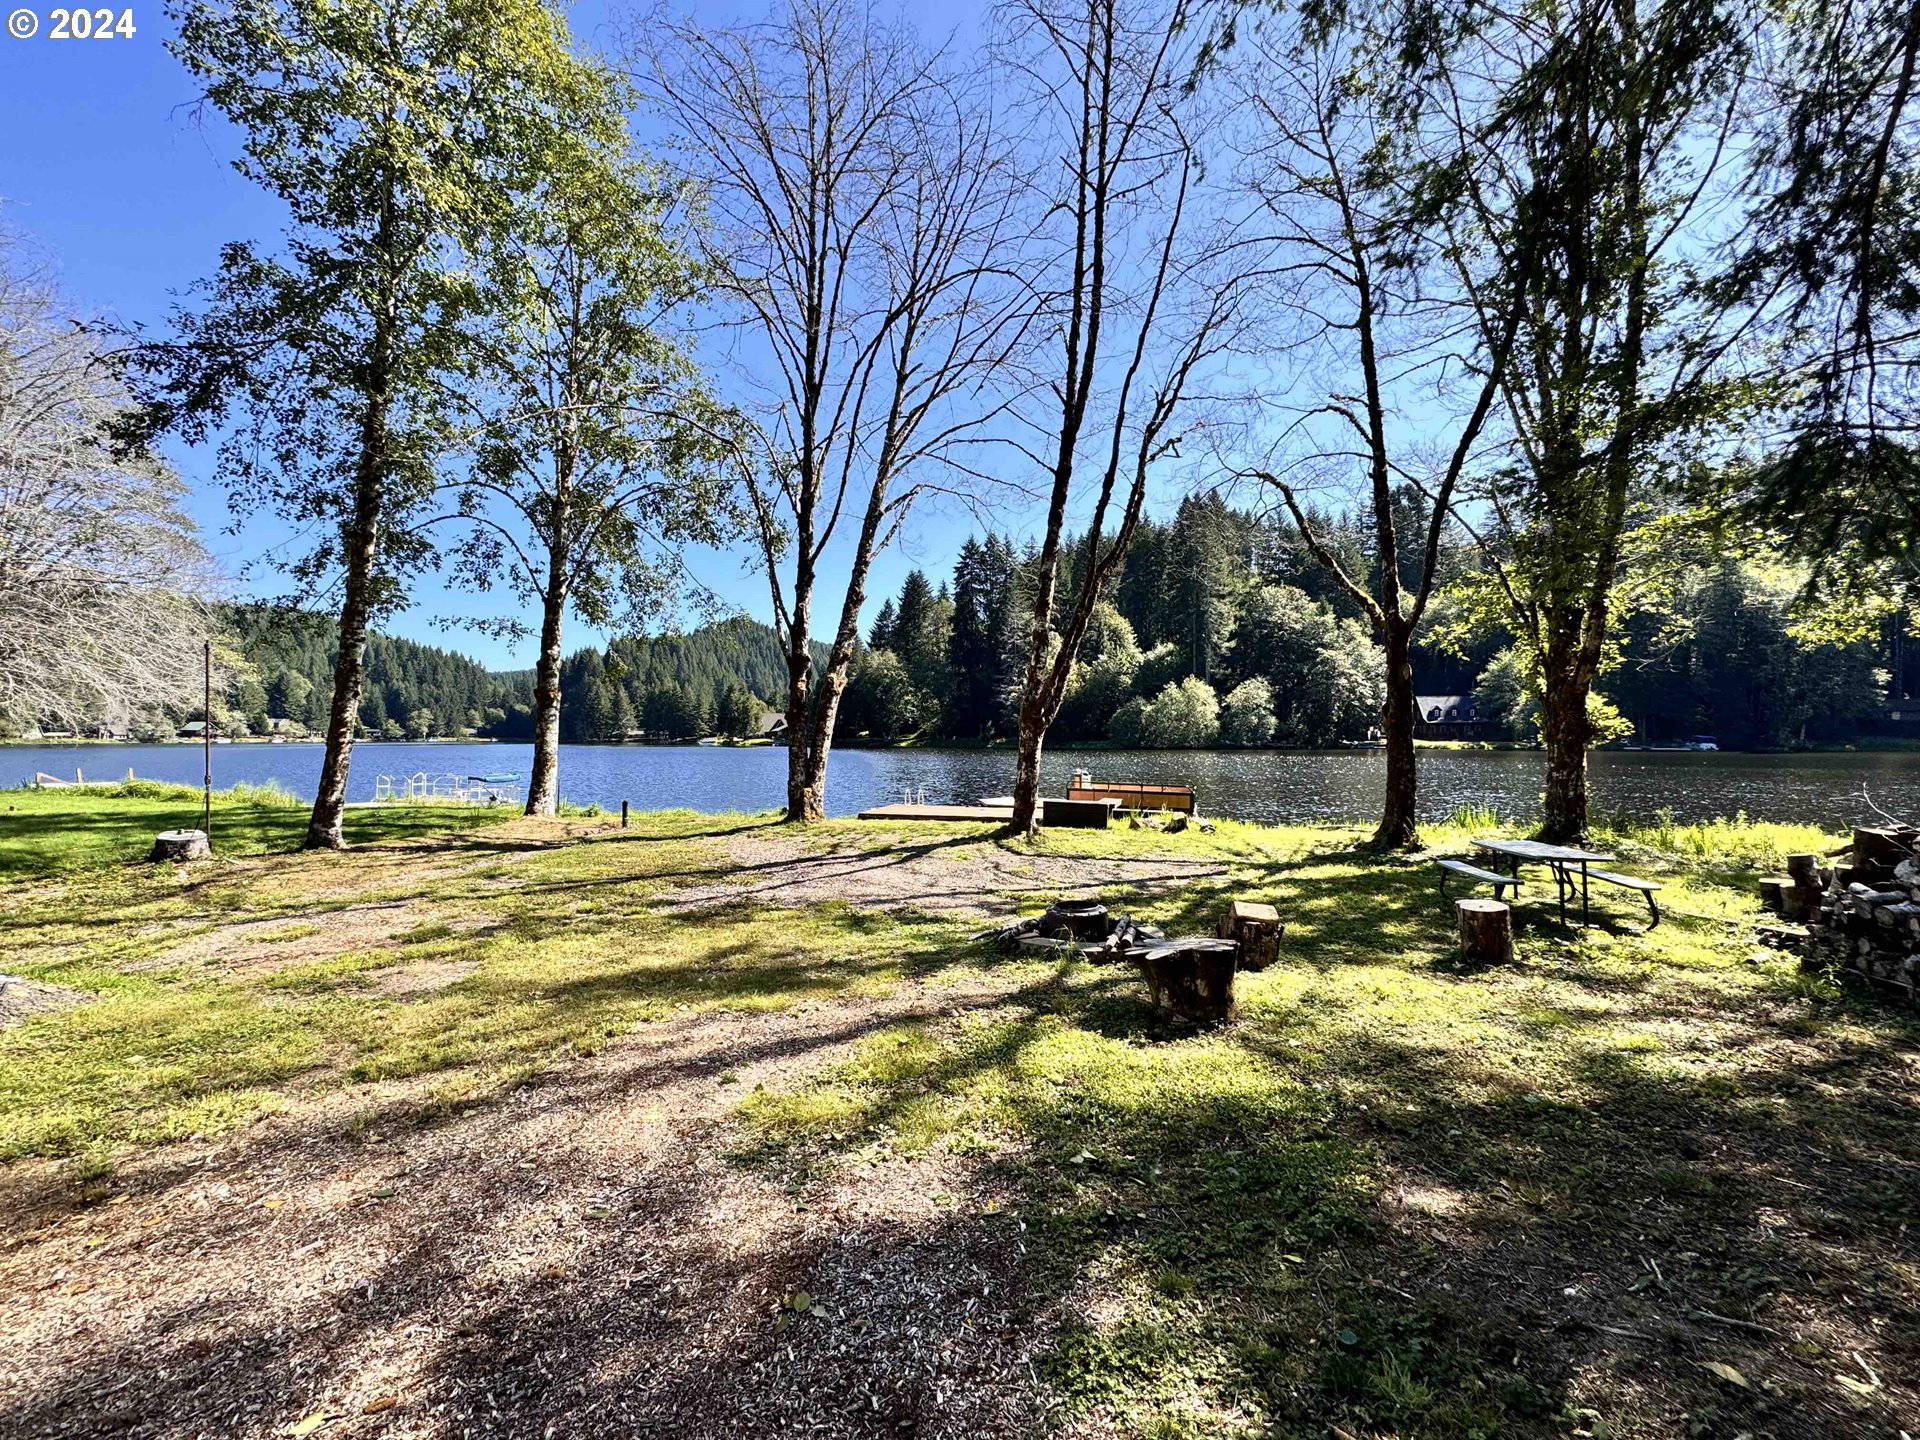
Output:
[0,979,1050,1440]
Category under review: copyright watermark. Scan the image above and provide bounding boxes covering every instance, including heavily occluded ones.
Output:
[7,7,138,38]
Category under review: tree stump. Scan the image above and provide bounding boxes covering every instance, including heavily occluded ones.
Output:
[1216,900,1283,971]
[1132,938,1239,1023]
[1758,876,1789,914]
[1455,898,1513,965]
[150,829,211,863]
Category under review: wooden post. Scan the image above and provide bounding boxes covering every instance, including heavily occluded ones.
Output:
[1456,899,1513,965]
[621,800,629,829]
[202,638,213,837]
[1216,900,1283,971]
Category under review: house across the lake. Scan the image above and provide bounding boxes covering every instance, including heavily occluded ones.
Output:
[1413,694,1493,741]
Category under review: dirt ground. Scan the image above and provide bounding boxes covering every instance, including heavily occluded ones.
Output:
[662,828,1227,918]
[0,978,1047,1440]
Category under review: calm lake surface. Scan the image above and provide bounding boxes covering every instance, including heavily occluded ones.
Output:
[8,740,1919,830]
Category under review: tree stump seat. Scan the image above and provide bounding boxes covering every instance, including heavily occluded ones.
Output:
[1130,938,1239,1023]
[1216,900,1283,971]
[150,829,211,863]
[1455,898,1513,965]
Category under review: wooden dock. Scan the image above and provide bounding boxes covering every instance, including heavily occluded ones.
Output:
[856,802,1014,822]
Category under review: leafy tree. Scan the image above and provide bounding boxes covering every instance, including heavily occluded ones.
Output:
[139,0,617,847]
[1137,676,1221,748]
[836,650,918,740]
[1108,695,1149,747]
[454,107,738,816]
[1405,0,1754,839]
[1219,678,1277,747]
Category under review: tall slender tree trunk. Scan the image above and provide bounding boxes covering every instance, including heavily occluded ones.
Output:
[524,455,573,818]
[1012,692,1047,832]
[1374,626,1419,849]
[305,463,382,850]
[524,568,567,817]
[305,166,395,852]
[1538,627,1593,843]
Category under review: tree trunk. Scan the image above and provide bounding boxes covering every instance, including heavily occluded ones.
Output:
[524,578,566,817]
[305,163,394,853]
[1538,642,1591,844]
[786,668,847,823]
[1372,625,1419,849]
[1012,694,1046,833]
[305,490,379,850]
[525,451,572,818]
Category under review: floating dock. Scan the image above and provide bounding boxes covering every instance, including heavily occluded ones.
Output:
[856,802,1014,822]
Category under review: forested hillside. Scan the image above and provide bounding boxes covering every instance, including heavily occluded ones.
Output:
[39,608,805,743]
[217,608,532,740]
[833,492,1903,751]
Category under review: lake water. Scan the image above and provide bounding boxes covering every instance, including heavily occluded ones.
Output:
[7,740,1919,831]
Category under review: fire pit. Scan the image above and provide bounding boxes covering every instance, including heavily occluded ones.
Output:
[1039,899,1110,941]
[978,896,1162,961]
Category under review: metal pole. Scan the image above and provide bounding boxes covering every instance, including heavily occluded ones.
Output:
[202,639,212,836]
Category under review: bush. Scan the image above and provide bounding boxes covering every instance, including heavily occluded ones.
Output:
[1108,696,1148,747]
[1219,678,1277,746]
[1138,677,1220,748]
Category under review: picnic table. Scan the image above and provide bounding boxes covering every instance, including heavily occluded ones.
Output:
[1471,837,1614,927]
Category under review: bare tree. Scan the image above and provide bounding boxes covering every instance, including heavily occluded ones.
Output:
[0,235,214,734]
[1224,16,1534,849]
[1003,0,1244,834]
[641,0,1030,822]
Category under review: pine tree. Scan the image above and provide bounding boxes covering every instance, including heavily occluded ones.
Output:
[869,599,898,652]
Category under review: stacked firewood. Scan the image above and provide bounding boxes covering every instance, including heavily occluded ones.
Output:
[1781,825,1920,1003]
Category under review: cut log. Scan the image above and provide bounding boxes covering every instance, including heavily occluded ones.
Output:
[1456,898,1513,966]
[1758,876,1789,914]
[1785,853,1821,883]
[1216,900,1283,972]
[1133,938,1239,1023]
[150,829,211,863]
[1851,827,1914,883]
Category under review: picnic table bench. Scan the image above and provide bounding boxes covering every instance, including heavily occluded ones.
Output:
[1470,838,1661,928]
[1434,857,1519,901]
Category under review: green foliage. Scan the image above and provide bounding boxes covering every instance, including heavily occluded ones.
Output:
[836,649,920,740]
[1219,677,1278,746]
[1137,677,1221,748]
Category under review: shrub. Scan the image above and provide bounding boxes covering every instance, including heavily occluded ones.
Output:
[1219,678,1277,746]
[1138,677,1220,748]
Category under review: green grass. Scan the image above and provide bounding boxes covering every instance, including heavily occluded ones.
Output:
[1,800,1914,1436]
[0,781,513,877]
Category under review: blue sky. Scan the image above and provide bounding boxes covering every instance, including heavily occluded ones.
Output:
[0,0,1049,670]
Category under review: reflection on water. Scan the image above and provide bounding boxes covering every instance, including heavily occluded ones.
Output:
[6,740,1916,831]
